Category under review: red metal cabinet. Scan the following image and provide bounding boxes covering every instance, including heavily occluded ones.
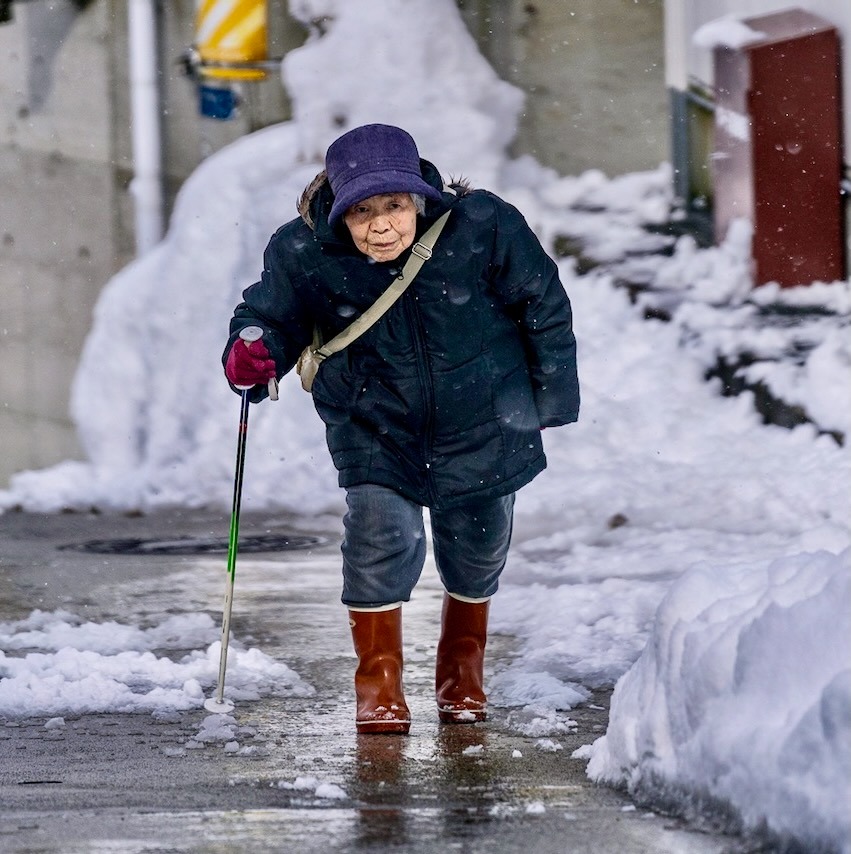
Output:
[713,9,845,286]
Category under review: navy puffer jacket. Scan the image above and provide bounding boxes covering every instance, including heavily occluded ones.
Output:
[225,160,579,509]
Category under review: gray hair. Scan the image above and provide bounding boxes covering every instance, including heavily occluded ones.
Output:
[410,193,426,215]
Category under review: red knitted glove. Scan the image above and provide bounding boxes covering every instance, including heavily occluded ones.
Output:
[225,337,277,387]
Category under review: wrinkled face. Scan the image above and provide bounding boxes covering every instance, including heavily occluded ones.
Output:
[343,193,417,262]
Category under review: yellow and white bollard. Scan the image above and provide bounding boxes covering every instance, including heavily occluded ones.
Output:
[194,0,268,81]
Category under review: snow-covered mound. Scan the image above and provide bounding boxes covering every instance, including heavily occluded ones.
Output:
[0,610,313,718]
[580,549,850,853]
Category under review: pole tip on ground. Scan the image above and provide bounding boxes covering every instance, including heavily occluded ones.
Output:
[203,697,235,714]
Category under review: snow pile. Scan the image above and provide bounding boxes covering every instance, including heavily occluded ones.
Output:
[692,15,766,50]
[580,549,850,852]
[193,713,240,744]
[653,218,754,305]
[271,775,348,800]
[283,0,522,184]
[187,713,277,757]
[0,611,313,718]
[643,227,851,439]
[489,237,848,709]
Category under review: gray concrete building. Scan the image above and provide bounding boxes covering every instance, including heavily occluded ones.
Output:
[0,0,667,489]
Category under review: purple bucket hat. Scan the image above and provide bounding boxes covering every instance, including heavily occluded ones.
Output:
[325,124,443,227]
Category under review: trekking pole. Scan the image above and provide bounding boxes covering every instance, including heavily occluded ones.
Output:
[204,326,277,714]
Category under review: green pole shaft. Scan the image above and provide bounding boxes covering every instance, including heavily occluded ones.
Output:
[214,388,251,705]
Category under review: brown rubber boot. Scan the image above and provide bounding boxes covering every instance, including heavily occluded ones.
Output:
[349,607,410,734]
[435,594,490,723]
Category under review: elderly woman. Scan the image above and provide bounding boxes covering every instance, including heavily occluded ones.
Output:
[224,124,579,734]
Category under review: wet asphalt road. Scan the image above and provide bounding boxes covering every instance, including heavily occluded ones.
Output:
[0,508,739,853]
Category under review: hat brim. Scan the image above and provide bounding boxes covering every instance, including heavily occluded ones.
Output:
[328,169,442,227]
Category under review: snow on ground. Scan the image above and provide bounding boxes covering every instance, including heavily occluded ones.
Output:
[579,549,850,853]
[0,1,849,850]
[0,610,313,719]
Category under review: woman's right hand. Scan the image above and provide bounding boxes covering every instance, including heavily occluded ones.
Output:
[224,337,277,387]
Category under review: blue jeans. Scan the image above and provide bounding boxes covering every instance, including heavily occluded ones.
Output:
[341,484,515,608]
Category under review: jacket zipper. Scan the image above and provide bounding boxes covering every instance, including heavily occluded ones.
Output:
[403,291,439,506]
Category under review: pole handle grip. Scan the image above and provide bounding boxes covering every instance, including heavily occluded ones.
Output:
[237,326,279,400]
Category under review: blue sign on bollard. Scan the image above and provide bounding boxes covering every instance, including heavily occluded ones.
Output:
[199,84,237,120]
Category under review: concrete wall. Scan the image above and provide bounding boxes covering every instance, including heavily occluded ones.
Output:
[0,0,302,490]
[460,0,668,177]
[0,0,667,490]
[0,0,117,484]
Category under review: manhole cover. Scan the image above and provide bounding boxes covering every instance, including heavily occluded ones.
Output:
[59,534,327,555]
